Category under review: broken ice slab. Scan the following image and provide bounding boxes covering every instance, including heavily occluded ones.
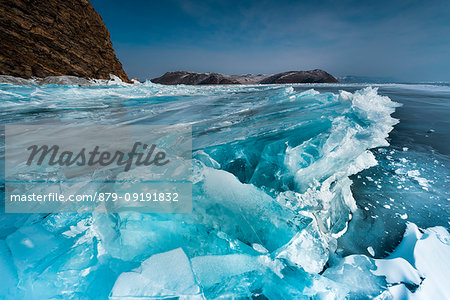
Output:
[109,248,203,300]
[194,166,311,252]
[5,223,66,274]
[321,254,387,298]
[110,247,289,299]
[191,254,261,287]
[275,218,334,274]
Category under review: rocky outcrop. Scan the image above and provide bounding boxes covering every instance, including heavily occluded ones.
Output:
[0,0,129,82]
[152,69,338,85]
[151,71,240,85]
[228,74,272,84]
[259,69,338,84]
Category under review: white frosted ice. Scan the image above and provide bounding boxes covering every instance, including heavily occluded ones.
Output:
[373,257,421,286]
[109,248,203,300]
[406,170,430,188]
[375,223,450,299]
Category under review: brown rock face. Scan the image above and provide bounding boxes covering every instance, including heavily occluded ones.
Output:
[259,69,338,84]
[0,0,129,81]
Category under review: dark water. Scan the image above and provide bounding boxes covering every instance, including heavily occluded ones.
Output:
[294,84,450,257]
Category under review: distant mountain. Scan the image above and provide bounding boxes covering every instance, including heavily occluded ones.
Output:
[227,73,271,84]
[150,71,240,85]
[151,69,338,85]
[259,69,338,84]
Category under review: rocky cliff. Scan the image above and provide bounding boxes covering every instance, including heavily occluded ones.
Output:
[0,0,129,81]
[152,69,338,85]
[151,71,240,85]
[259,69,338,84]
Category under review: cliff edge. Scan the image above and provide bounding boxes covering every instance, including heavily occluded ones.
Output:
[0,0,129,81]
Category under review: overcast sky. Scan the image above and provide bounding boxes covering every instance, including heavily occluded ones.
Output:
[91,0,450,82]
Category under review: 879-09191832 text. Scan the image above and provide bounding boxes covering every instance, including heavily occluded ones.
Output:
[8,192,180,203]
